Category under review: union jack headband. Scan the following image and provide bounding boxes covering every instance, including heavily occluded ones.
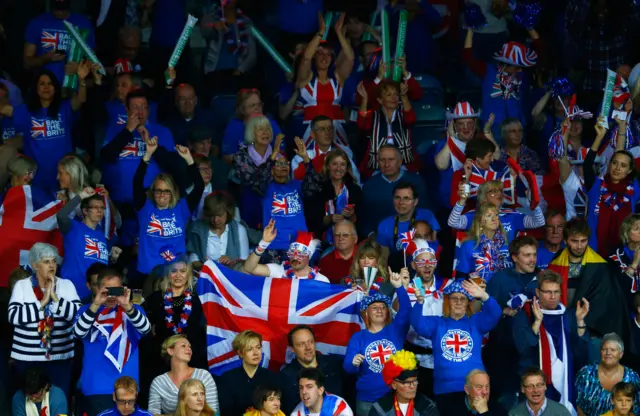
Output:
[493,41,537,67]
[412,239,436,262]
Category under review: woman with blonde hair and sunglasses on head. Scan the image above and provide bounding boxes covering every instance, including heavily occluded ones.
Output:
[343,239,389,293]
[173,379,216,416]
[132,138,204,286]
[148,335,218,416]
[221,89,283,164]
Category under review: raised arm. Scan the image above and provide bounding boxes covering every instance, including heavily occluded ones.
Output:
[296,13,326,86]
[482,114,501,160]
[70,61,89,112]
[242,219,277,276]
[584,120,608,191]
[333,13,354,84]
[176,145,205,212]
[462,29,487,78]
[133,134,157,211]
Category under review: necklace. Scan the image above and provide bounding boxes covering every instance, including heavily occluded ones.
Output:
[164,289,193,334]
[283,261,318,280]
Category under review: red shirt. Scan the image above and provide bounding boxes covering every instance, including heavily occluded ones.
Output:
[318,247,357,285]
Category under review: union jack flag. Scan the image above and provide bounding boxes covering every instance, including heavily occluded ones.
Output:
[197,261,363,375]
[467,163,502,199]
[119,141,139,158]
[474,251,494,279]
[91,307,139,372]
[31,120,47,138]
[147,214,163,236]
[271,195,289,215]
[0,185,63,286]
[397,228,416,254]
[84,237,100,257]
[41,31,59,51]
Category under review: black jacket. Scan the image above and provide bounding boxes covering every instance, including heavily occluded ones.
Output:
[369,392,439,416]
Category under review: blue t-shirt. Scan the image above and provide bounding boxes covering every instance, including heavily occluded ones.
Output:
[150,0,186,47]
[1,117,20,142]
[102,122,175,204]
[462,210,525,241]
[343,286,411,402]
[104,100,158,134]
[262,180,307,250]
[277,0,322,34]
[61,220,109,299]
[537,241,562,270]
[456,238,511,281]
[13,100,74,193]
[221,117,283,156]
[432,139,455,209]
[376,208,441,252]
[410,297,501,394]
[24,13,95,83]
[137,198,191,274]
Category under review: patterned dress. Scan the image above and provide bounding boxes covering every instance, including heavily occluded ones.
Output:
[575,364,640,416]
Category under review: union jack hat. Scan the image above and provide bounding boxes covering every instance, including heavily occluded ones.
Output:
[289,231,319,257]
[493,41,537,67]
[360,292,392,311]
[412,239,436,262]
[159,245,184,265]
[443,280,473,300]
[446,101,482,120]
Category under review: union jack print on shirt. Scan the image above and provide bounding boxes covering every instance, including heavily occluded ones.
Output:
[84,237,100,258]
[31,120,47,138]
[116,115,127,125]
[147,214,163,236]
[119,141,139,158]
[271,195,289,215]
[197,261,363,375]
[41,31,59,51]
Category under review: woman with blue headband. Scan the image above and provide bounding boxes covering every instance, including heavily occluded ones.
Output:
[343,268,411,416]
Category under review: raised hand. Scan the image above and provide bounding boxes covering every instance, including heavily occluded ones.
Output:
[91,62,103,84]
[126,112,140,132]
[91,287,109,311]
[575,297,590,322]
[352,353,365,367]
[461,279,488,301]
[356,81,368,102]
[49,277,59,303]
[483,113,495,135]
[531,296,543,322]
[165,67,177,85]
[400,82,409,98]
[377,61,388,80]
[389,267,402,288]
[116,287,133,312]
[293,137,310,163]
[77,60,90,80]
[334,13,346,37]
[176,144,194,165]
[110,246,123,262]
[399,267,411,288]
[79,186,97,199]
[262,219,277,243]
[317,12,326,37]
[595,116,609,139]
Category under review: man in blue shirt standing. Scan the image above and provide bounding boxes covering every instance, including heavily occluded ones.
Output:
[73,268,151,416]
[97,376,153,416]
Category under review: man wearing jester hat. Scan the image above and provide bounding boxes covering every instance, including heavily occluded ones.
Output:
[244,220,330,283]
[369,350,439,416]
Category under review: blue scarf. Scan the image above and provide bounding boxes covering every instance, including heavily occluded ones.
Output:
[304,394,338,416]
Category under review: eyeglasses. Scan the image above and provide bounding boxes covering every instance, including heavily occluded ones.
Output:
[545,225,565,231]
[523,383,545,390]
[334,233,354,239]
[415,259,437,268]
[538,289,561,297]
[275,161,290,167]
[115,399,136,407]
[395,379,419,387]
[153,189,172,196]
[449,296,468,304]
[313,126,334,133]
[393,196,414,203]
[287,250,309,260]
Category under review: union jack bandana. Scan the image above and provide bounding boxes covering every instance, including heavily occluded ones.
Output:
[610,248,640,292]
[490,66,522,101]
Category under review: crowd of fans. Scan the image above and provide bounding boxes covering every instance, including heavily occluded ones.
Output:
[2,0,640,415]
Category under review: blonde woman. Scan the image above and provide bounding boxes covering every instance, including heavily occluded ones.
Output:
[221,89,282,164]
[455,203,510,281]
[174,379,216,416]
[303,148,363,240]
[133,138,204,277]
[344,239,389,292]
[218,331,274,416]
[148,335,218,416]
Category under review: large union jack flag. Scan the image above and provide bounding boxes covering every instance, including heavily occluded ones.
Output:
[197,261,363,375]
[41,31,59,51]
[0,185,63,286]
[31,120,47,138]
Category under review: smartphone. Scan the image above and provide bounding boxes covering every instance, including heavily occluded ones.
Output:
[132,289,143,305]
[107,286,125,297]
[413,277,425,297]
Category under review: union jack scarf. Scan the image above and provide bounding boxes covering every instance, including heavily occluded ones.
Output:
[447,135,467,171]
[610,247,640,293]
[90,306,133,372]
[490,65,522,100]
[573,175,587,218]
[593,179,634,216]
[367,109,415,170]
[474,231,508,279]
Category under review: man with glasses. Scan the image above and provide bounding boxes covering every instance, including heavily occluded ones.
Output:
[376,182,439,255]
[291,115,359,184]
[57,187,119,299]
[537,210,566,270]
[512,270,589,414]
[508,368,570,415]
[99,376,152,416]
[318,220,358,284]
[369,350,438,416]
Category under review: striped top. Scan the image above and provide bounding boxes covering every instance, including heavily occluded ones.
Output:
[148,368,219,415]
[8,277,80,361]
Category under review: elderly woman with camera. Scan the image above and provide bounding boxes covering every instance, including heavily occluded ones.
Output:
[8,242,81,397]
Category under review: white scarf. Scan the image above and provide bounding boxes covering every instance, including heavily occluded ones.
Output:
[25,390,49,416]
